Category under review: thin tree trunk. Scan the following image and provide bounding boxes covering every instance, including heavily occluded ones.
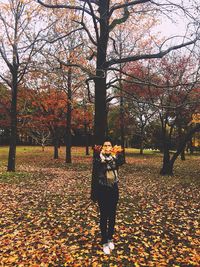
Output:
[54,145,59,159]
[181,149,185,160]
[178,125,185,160]
[7,72,18,172]
[140,139,144,155]
[119,64,126,162]
[189,137,194,154]
[84,122,89,156]
[53,132,59,159]
[160,127,173,175]
[66,67,72,163]
[140,127,144,155]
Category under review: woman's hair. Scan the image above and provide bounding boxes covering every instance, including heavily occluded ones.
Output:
[102,137,113,146]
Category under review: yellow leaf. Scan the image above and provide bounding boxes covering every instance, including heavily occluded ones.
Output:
[7,256,18,263]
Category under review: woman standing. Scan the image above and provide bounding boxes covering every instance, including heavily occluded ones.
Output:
[91,139,124,254]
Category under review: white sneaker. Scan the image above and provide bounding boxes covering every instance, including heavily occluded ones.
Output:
[103,243,110,254]
[108,240,115,250]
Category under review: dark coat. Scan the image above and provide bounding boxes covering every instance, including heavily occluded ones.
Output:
[91,152,124,202]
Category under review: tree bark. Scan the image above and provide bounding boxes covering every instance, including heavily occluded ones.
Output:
[140,127,144,155]
[65,67,72,163]
[177,125,186,160]
[160,141,174,175]
[189,138,194,154]
[181,149,185,160]
[160,127,173,175]
[91,0,110,201]
[160,124,200,175]
[54,145,59,159]
[53,129,59,159]
[160,159,174,176]
[7,71,18,172]
[119,65,126,162]
[93,0,109,145]
[140,139,144,155]
[84,122,89,156]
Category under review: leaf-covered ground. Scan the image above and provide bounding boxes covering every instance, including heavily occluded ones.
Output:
[0,147,200,266]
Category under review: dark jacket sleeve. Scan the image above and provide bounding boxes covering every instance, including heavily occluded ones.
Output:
[90,153,105,202]
[91,168,98,202]
[115,152,125,167]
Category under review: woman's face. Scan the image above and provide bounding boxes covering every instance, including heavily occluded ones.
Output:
[102,141,112,154]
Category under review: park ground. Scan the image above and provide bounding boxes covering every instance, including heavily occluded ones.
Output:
[0,146,200,267]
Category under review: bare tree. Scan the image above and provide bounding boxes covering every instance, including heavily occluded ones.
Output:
[28,129,51,151]
[37,0,200,147]
[124,52,200,175]
[0,0,50,171]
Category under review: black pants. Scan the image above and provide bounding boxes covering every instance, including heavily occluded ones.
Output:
[97,184,119,244]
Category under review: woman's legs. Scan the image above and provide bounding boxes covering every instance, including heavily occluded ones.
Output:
[98,198,109,244]
[97,185,119,244]
[107,201,118,240]
[108,185,119,240]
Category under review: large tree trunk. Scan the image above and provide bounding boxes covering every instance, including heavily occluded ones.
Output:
[160,124,200,175]
[91,0,109,201]
[160,143,174,175]
[65,67,72,163]
[7,72,18,172]
[93,0,109,145]
[160,158,174,176]
[94,76,107,145]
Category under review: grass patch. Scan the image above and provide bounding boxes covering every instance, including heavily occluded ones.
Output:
[0,145,92,161]
[0,171,33,184]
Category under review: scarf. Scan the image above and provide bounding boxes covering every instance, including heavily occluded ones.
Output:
[100,153,118,185]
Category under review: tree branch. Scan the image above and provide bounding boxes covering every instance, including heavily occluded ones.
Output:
[107,37,199,67]
[0,73,11,87]
[0,46,13,71]
[109,5,130,31]
[37,0,98,19]
[74,20,97,46]
[86,0,99,41]
[109,0,150,17]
